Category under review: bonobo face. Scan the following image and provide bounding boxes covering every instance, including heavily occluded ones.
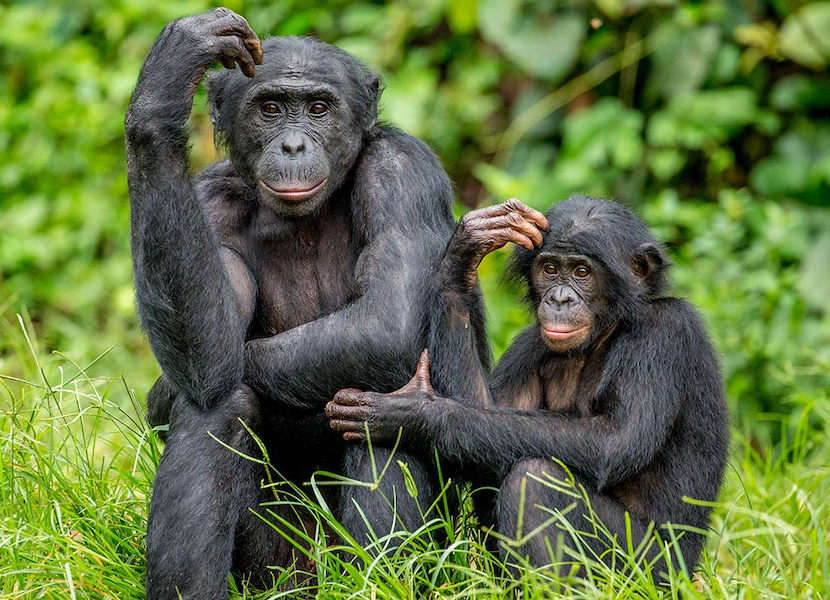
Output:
[210,38,378,217]
[532,253,607,353]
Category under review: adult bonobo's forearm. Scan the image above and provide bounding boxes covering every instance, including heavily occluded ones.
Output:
[427,200,548,406]
[125,9,261,408]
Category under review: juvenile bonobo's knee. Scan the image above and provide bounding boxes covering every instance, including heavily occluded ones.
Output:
[497,459,579,570]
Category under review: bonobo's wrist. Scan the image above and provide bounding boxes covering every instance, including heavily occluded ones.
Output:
[407,393,454,447]
[437,230,484,294]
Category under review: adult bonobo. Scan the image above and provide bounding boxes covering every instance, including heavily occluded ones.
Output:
[125,8,486,599]
[327,197,729,578]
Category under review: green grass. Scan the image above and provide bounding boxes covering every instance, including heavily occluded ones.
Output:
[1,319,829,599]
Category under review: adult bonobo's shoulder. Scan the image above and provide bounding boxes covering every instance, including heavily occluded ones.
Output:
[352,126,455,237]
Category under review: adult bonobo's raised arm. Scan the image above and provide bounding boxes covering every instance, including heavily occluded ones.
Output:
[126,8,262,409]
[126,9,484,600]
[327,196,729,580]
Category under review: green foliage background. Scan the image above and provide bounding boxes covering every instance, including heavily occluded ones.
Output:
[3,0,830,434]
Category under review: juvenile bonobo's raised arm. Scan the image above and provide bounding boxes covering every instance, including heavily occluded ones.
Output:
[425,200,548,404]
[125,9,262,408]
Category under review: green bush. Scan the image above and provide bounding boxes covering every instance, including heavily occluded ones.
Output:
[2,0,829,435]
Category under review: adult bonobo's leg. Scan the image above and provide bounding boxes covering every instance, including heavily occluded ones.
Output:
[339,446,437,547]
[146,388,265,599]
[125,9,262,600]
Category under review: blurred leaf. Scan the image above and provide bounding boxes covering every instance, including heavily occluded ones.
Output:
[647,87,763,149]
[770,74,830,112]
[561,98,644,169]
[798,232,830,312]
[478,0,585,82]
[779,2,830,69]
[447,0,478,34]
[649,23,721,99]
[750,122,830,205]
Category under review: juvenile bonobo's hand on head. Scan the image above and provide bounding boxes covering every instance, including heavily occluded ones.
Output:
[328,196,729,580]
[127,9,476,600]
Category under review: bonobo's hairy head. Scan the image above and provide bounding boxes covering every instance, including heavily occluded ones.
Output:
[511,196,670,353]
[207,37,381,217]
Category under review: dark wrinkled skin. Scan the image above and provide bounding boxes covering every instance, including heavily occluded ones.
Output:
[126,9,487,599]
[327,196,729,580]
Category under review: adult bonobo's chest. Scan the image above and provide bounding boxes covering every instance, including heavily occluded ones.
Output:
[249,194,358,336]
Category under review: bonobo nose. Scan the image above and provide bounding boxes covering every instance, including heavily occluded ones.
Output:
[280,131,306,156]
[548,287,575,309]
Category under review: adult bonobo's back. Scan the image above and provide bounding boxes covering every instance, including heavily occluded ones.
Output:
[125,8,485,599]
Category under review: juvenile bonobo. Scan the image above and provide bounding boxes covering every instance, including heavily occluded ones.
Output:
[327,196,729,577]
[125,8,486,599]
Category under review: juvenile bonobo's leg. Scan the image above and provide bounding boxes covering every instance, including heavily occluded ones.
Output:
[339,446,437,548]
[497,459,665,578]
[146,386,264,600]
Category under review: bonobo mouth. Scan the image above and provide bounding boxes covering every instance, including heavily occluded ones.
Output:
[257,178,328,202]
[541,325,589,341]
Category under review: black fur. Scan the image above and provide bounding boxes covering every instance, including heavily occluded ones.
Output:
[327,196,729,578]
[125,10,484,600]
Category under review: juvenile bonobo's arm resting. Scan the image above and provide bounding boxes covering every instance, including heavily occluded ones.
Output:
[428,200,548,406]
[328,324,688,489]
[125,9,262,408]
[244,134,455,409]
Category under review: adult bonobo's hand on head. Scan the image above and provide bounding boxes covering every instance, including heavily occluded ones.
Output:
[440,199,548,293]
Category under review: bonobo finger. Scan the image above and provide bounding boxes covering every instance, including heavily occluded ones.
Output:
[213,36,256,78]
[329,419,365,433]
[393,349,434,395]
[219,56,236,70]
[332,388,367,406]
[244,38,264,65]
[343,431,367,442]
[494,227,535,250]
[503,198,549,230]
[329,420,366,438]
[492,212,544,247]
[326,402,370,423]
[211,9,258,43]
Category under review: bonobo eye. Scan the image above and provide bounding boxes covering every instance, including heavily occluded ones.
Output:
[574,265,591,279]
[261,101,281,116]
[309,101,329,116]
[542,263,558,276]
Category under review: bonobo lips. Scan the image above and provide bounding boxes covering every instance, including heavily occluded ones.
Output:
[542,325,589,341]
[257,178,328,202]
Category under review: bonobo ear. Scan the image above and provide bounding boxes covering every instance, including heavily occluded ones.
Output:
[363,74,381,130]
[632,242,670,296]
